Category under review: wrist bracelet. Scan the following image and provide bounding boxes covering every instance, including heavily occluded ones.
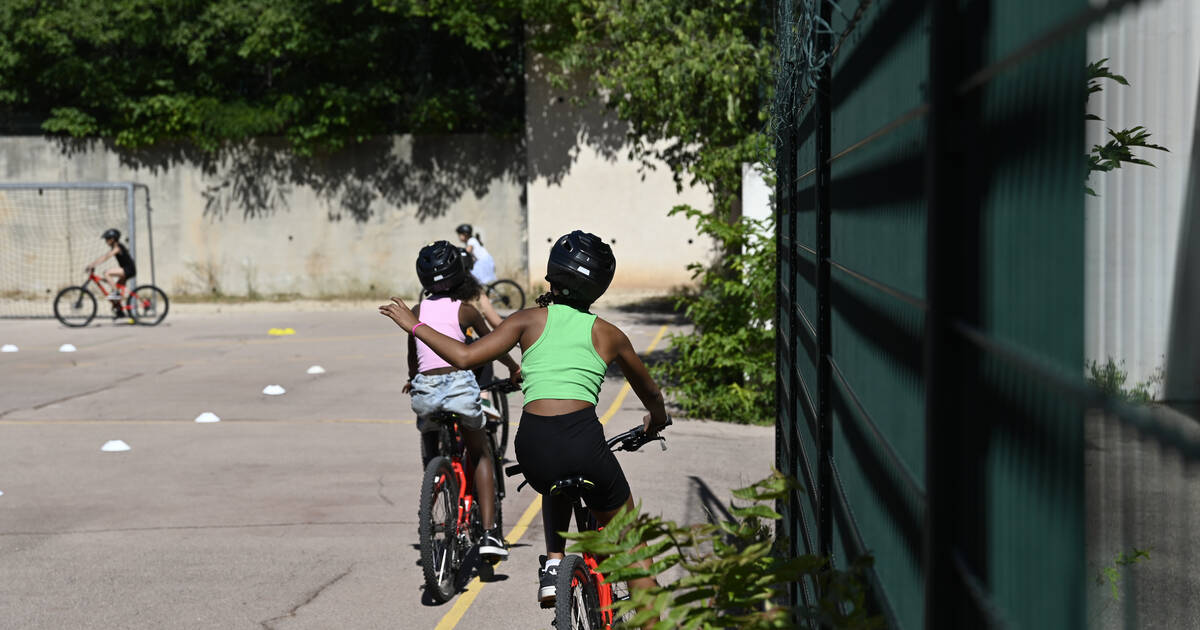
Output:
[410,322,426,335]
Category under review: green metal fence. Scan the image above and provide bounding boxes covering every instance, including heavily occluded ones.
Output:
[773,1,1200,628]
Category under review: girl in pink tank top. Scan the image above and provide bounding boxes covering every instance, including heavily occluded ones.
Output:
[402,240,521,563]
[413,297,466,372]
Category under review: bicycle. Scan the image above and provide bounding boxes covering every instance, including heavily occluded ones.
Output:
[53,271,169,327]
[505,420,671,629]
[485,279,525,311]
[417,379,512,603]
[481,378,519,462]
[417,279,525,311]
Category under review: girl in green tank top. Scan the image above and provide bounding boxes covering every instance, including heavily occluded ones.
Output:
[381,231,670,626]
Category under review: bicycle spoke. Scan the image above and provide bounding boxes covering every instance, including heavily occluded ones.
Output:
[436,544,450,585]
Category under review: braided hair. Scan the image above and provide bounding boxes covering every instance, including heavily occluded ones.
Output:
[534,285,593,310]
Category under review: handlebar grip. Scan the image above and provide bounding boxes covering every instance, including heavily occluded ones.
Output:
[505,463,523,477]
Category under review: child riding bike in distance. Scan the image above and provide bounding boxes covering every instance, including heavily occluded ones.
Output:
[87,228,136,315]
[456,223,496,286]
[405,240,521,561]
[380,231,670,621]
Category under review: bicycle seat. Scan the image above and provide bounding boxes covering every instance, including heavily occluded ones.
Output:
[548,476,595,498]
[423,411,460,425]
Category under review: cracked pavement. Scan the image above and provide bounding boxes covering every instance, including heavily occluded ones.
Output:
[0,305,773,629]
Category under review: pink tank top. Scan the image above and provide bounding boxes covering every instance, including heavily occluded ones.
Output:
[416,298,466,372]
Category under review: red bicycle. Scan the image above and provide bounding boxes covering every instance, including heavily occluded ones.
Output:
[418,379,512,603]
[52,271,169,327]
[505,420,670,629]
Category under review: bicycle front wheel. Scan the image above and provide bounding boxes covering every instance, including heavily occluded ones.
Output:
[127,285,169,326]
[419,456,460,603]
[555,555,602,630]
[493,387,510,461]
[53,286,97,327]
[486,279,525,311]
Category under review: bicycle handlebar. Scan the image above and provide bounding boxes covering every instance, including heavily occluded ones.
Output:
[478,377,520,394]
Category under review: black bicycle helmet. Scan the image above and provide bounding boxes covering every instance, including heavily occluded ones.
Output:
[455,223,473,237]
[102,228,120,241]
[458,247,476,271]
[545,230,616,305]
[416,240,467,293]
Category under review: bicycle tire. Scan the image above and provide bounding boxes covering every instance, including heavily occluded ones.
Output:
[419,456,460,603]
[53,286,97,327]
[127,285,169,326]
[555,555,602,630]
[486,279,525,311]
[494,387,510,461]
[488,428,507,516]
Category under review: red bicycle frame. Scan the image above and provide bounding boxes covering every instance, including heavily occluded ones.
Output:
[85,272,150,314]
[435,419,479,538]
[584,546,618,627]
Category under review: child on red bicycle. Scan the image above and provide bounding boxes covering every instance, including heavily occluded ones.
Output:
[86,228,136,314]
[381,231,669,619]
[406,240,521,561]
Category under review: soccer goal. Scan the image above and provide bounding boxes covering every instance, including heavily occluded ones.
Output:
[0,182,157,318]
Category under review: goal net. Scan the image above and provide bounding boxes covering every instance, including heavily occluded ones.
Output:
[0,183,156,318]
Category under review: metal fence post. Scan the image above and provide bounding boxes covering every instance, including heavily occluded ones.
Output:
[813,0,834,600]
[924,1,987,627]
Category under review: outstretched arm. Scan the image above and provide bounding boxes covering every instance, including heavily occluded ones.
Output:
[474,291,503,329]
[88,246,118,270]
[380,297,523,369]
[465,305,521,379]
[611,330,670,433]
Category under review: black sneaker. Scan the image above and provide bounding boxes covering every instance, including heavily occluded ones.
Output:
[479,527,508,560]
[538,555,558,606]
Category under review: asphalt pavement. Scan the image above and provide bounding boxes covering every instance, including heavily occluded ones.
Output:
[0,304,774,629]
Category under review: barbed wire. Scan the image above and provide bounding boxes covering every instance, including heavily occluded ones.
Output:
[767,0,873,169]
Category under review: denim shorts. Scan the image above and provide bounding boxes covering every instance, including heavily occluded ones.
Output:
[411,370,483,433]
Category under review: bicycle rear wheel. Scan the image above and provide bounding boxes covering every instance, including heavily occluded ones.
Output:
[419,456,460,603]
[555,555,602,630]
[486,279,525,311]
[53,286,97,327]
[127,285,169,326]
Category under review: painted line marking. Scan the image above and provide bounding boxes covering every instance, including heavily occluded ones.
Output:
[434,324,668,630]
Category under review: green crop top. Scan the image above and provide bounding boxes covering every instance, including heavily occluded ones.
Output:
[521,303,608,405]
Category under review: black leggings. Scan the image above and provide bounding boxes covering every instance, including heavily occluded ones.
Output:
[513,407,631,512]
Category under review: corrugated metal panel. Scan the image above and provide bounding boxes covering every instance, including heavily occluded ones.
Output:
[1085,0,1200,389]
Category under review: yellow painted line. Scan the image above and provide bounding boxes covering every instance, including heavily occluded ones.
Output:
[433,495,543,630]
[434,324,668,629]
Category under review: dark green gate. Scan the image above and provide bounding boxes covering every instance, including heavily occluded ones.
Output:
[772,1,1116,627]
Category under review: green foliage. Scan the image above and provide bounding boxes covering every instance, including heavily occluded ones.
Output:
[1086,357,1165,404]
[0,0,523,153]
[1096,548,1150,602]
[564,471,882,629]
[653,205,776,423]
[520,1,777,423]
[543,0,775,205]
[1085,59,1169,195]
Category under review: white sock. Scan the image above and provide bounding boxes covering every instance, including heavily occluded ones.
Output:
[544,558,561,570]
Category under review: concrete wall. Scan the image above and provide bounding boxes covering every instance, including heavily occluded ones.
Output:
[1,63,716,304]
[523,52,714,294]
[0,135,527,300]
